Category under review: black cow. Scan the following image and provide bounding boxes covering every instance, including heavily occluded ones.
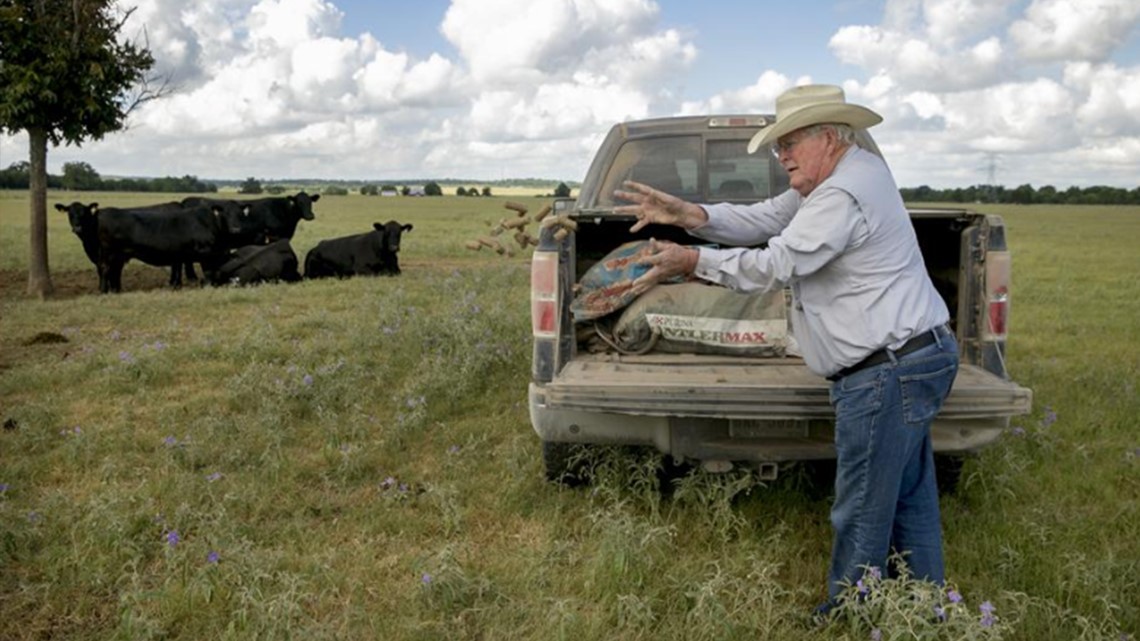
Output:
[56,200,234,287]
[183,191,318,247]
[55,201,101,268]
[208,240,302,286]
[61,203,241,293]
[303,220,413,279]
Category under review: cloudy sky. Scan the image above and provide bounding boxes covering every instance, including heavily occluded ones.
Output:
[2,0,1139,189]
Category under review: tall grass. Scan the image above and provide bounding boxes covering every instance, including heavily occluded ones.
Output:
[1,195,1137,639]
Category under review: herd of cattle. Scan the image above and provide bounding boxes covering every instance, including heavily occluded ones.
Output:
[54,192,414,293]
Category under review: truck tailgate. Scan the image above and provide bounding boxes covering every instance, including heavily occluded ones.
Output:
[542,354,1032,421]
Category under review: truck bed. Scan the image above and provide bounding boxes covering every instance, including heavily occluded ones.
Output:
[542,354,1032,421]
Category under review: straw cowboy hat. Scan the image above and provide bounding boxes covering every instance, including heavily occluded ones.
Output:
[747,84,883,154]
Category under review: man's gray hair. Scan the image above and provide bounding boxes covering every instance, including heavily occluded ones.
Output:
[806,123,857,146]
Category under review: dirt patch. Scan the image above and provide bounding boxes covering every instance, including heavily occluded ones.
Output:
[1,268,176,302]
[23,331,69,345]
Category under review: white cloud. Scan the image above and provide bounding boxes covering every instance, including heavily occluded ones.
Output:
[1010,0,1140,63]
[829,26,1007,92]
[922,0,1018,45]
[440,0,665,85]
[247,0,342,50]
[1066,63,1140,138]
[678,71,802,114]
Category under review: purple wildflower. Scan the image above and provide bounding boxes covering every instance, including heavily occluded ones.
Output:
[165,530,181,548]
[421,573,432,585]
[119,351,135,364]
[164,436,178,447]
[448,445,460,454]
[0,483,9,494]
[398,483,409,493]
[1041,407,1057,428]
[302,374,314,386]
[206,551,220,564]
[934,605,946,621]
[980,601,996,627]
[948,589,963,603]
[866,566,882,581]
[857,579,868,594]
[150,341,167,351]
[206,472,223,482]
[1011,426,1026,437]
[871,629,882,641]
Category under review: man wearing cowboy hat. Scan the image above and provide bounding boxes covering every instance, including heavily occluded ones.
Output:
[614,84,959,618]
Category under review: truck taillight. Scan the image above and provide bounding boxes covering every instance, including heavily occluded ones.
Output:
[531,250,559,337]
[984,252,1010,340]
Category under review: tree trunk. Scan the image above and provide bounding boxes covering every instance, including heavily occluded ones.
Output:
[26,127,55,299]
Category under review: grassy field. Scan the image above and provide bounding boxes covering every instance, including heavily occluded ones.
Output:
[1,192,1137,640]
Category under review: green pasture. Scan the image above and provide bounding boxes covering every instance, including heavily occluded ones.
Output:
[0,193,1137,640]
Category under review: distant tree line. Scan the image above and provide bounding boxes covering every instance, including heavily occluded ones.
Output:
[0,161,216,193]
[11,161,1135,205]
[901,183,1140,205]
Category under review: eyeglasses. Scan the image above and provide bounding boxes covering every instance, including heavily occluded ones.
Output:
[769,130,817,159]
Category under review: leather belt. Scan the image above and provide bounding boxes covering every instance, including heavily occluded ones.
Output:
[826,324,951,382]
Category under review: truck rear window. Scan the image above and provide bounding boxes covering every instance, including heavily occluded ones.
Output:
[598,136,701,206]
[708,140,770,202]
[597,136,774,207]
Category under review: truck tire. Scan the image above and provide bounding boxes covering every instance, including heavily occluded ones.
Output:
[542,441,589,486]
[934,454,967,494]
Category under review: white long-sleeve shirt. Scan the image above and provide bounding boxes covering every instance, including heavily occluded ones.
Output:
[690,146,950,377]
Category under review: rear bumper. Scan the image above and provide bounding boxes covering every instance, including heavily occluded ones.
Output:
[529,360,1028,463]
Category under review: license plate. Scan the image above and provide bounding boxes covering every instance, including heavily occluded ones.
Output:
[729,419,810,439]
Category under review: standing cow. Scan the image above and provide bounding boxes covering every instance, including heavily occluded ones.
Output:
[303,220,413,279]
[56,201,242,293]
[56,200,246,287]
[183,191,319,247]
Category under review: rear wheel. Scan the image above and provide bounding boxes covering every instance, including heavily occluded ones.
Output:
[934,454,967,494]
[542,441,590,486]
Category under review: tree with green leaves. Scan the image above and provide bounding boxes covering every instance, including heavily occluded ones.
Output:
[61,161,102,191]
[554,182,572,198]
[0,0,162,298]
[238,177,263,194]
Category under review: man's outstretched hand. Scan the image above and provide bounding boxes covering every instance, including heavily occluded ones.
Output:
[614,180,708,233]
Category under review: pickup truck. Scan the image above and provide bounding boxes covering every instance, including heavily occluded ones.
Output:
[528,115,1033,491]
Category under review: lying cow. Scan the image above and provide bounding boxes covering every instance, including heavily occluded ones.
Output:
[209,240,302,286]
[56,201,242,293]
[303,220,413,279]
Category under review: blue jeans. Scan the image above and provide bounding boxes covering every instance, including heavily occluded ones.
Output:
[826,329,959,602]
